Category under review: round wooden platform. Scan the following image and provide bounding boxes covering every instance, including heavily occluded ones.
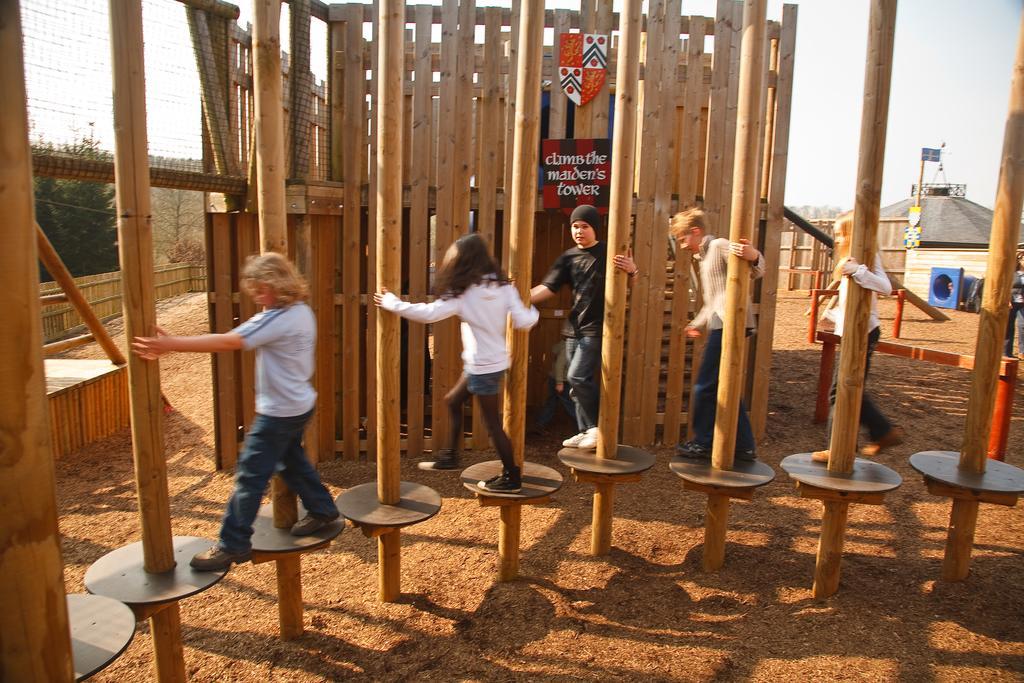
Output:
[68,593,136,681]
[558,444,657,475]
[909,451,1024,493]
[460,460,564,500]
[84,536,227,607]
[780,453,902,493]
[250,502,344,553]
[669,456,775,488]
[335,481,442,529]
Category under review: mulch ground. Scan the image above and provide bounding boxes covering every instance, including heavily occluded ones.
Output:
[56,290,1024,682]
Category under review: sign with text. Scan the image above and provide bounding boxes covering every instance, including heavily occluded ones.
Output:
[542,138,611,214]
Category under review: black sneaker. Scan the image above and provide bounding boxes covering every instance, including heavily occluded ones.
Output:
[675,441,711,460]
[479,473,522,493]
[291,512,341,536]
[430,449,460,470]
[190,545,251,572]
[734,449,757,462]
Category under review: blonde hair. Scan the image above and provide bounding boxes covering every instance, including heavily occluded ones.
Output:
[830,211,880,281]
[669,207,707,240]
[241,252,308,307]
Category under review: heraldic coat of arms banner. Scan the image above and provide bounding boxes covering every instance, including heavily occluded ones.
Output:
[559,33,608,107]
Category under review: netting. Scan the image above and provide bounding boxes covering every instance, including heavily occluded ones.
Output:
[23,0,205,174]
[22,0,331,188]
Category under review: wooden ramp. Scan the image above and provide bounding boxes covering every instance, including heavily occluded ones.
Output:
[46,359,129,458]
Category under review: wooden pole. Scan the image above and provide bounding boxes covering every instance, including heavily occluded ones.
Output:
[596,0,641,459]
[0,3,74,678]
[815,0,897,599]
[253,0,287,253]
[587,0,641,557]
[36,224,127,365]
[499,0,543,581]
[943,10,1024,580]
[702,0,767,572]
[109,1,185,678]
[376,0,404,601]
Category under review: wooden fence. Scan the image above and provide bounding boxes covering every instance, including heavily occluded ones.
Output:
[205,1,799,469]
[40,263,206,341]
[779,216,909,290]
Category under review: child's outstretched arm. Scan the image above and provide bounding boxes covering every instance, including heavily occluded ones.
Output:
[506,286,540,330]
[132,325,243,360]
[374,288,461,323]
[840,253,891,295]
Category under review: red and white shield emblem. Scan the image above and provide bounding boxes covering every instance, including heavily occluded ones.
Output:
[559,33,607,107]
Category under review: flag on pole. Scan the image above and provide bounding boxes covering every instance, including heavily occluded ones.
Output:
[921,148,942,162]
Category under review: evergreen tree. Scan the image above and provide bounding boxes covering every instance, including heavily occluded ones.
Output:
[33,135,118,280]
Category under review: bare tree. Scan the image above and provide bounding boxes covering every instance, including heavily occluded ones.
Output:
[151,187,205,263]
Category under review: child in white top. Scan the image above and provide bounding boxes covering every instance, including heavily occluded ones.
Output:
[133,253,339,571]
[375,233,538,492]
[814,213,902,462]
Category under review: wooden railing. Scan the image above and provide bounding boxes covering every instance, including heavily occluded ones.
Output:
[39,263,206,341]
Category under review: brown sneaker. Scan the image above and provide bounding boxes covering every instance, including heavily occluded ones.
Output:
[190,545,251,572]
[811,449,829,463]
[861,427,904,457]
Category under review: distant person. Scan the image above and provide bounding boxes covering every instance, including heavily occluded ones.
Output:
[531,204,638,450]
[133,253,340,572]
[528,339,575,435]
[813,213,903,462]
[1005,250,1024,359]
[669,208,762,462]
[375,233,539,493]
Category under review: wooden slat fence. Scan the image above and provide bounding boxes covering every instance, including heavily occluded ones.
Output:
[207,1,798,468]
[40,263,207,342]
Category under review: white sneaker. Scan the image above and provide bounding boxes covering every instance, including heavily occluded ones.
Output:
[562,431,588,448]
[576,427,599,450]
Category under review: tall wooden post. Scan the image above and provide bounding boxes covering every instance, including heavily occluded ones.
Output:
[815,0,897,598]
[704,0,768,572]
[376,0,405,600]
[109,0,185,678]
[499,0,543,582]
[253,0,287,254]
[588,0,642,555]
[946,11,1024,580]
[0,2,74,679]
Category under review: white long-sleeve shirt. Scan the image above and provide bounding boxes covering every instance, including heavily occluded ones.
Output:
[831,253,892,336]
[379,278,539,375]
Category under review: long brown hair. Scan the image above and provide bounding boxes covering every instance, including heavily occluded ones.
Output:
[433,233,508,299]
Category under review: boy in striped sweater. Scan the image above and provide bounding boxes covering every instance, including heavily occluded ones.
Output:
[669,208,764,462]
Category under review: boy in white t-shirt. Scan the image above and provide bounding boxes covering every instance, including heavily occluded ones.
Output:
[133,253,338,571]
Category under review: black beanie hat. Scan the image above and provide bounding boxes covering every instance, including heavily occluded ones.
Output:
[569,204,601,231]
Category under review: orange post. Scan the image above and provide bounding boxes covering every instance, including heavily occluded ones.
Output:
[893,289,905,339]
[808,290,821,344]
[988,359,1017,461]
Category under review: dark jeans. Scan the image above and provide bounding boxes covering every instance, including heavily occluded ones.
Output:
[565,335,601,431]
[826,326,892,444]
[219,409,337,553]
[534,376,577,429]
[688,328,756,452]
[1005,303,1024,357]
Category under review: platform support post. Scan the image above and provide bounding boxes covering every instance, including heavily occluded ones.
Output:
[498,506,522,581]
[702,494,730,571]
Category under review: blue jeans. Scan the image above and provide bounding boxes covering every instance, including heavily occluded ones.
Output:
[688,328,756,452]
[1005,303,1024,357]
[533,376,577,429]
[219,409,337,553]
[565,336,602,431]
[826,326,892,443]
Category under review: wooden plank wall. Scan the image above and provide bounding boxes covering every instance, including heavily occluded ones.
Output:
[206,2,798,467]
